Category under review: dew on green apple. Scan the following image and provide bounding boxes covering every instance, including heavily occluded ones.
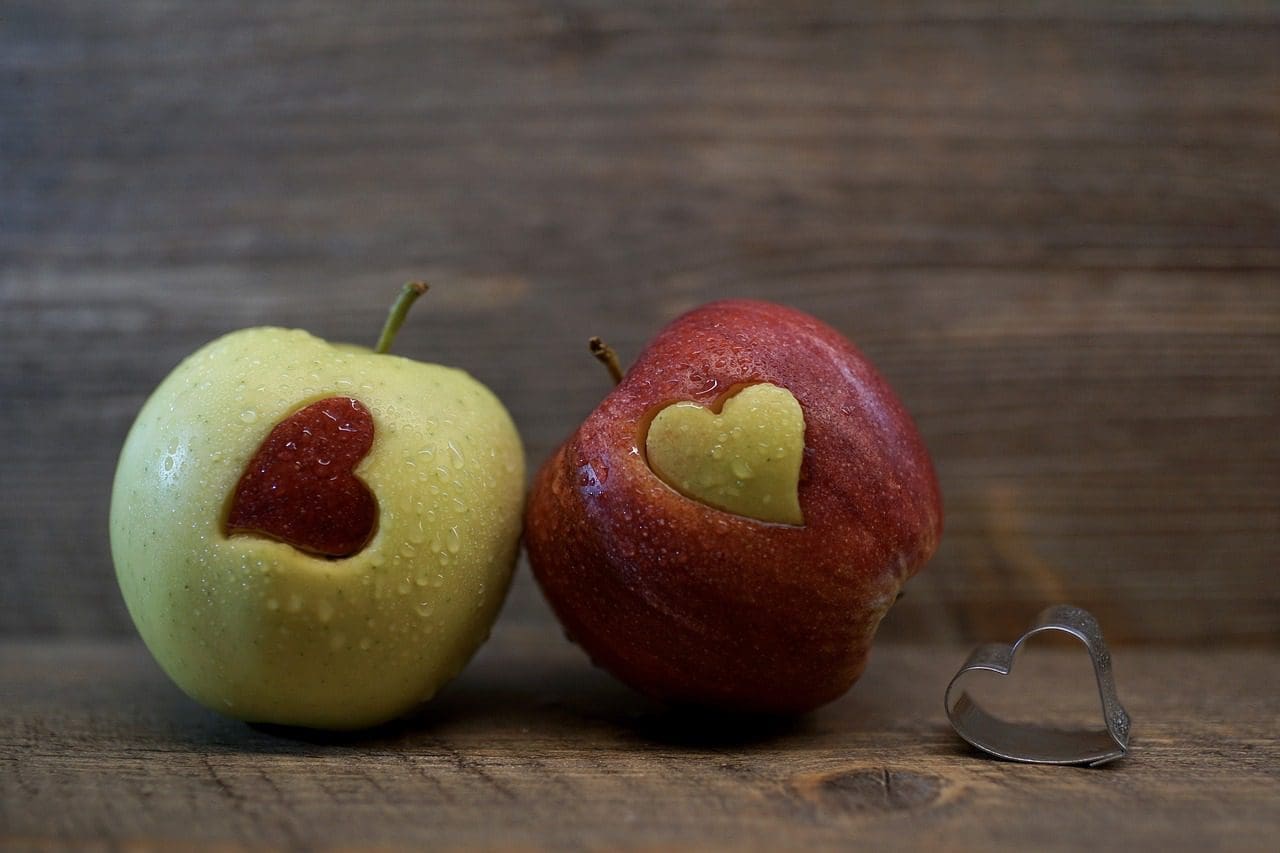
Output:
[316,600,335,623]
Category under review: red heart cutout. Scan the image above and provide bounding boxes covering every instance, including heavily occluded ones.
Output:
[225,396,378,558]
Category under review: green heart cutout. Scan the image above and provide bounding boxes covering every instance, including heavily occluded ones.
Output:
[644,383,805,525]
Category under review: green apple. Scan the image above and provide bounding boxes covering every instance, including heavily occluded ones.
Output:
[110,284,525,729]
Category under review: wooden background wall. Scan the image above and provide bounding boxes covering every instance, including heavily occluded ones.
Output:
[3,0,1277,646]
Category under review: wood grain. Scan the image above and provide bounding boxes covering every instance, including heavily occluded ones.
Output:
[2,624,1278,849]
[2,1,1278,642]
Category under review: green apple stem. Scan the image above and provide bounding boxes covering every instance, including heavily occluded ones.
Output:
[375,282,429,354]
[589,337,623,386]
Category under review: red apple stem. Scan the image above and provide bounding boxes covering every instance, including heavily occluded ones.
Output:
[588,336,623,386]
[375,282,429,354]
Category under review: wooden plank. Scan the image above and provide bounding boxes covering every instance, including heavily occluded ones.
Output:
[2,1,1278,641]
[2,625,1278,849]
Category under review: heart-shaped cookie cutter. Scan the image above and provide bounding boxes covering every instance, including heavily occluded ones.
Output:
[945,604,1131,766]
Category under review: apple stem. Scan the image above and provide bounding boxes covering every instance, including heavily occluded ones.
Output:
[375,282,429,354]
[588,336,623,386]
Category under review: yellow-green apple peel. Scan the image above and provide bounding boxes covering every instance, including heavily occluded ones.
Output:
[110,285,524,729]
[645,383,805,525]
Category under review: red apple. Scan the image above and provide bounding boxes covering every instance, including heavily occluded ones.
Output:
[525,300,942,713]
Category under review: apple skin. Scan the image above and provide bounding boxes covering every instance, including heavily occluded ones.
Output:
[525,300,942,714]
[110,327,524,729]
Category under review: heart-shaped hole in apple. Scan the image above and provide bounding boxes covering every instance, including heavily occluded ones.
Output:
[224,396,378,558]
[643,382,805,525]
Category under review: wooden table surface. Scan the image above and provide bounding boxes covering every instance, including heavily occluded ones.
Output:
[3,621,1278,850]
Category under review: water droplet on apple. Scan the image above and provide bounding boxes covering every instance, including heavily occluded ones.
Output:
[731,458,754,479]
[239,410,257,424]
[397,579,411,595]
[448,440,465,469]
[415,602,434,618]
[359,637,373,651]
[266,597,280,611]
[446,526,461,553]
[287,593,304,613]
[316,600,335,622]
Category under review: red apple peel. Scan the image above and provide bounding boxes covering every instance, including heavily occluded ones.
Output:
[225,396,377,558]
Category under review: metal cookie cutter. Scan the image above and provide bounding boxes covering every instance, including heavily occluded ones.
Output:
[945,605,1131,766]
